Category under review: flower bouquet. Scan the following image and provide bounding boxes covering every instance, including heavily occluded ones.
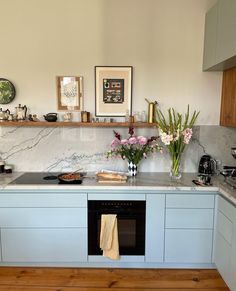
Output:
[107,127,162,176]
[156,105,199,179]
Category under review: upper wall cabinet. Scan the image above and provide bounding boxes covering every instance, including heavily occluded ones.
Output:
[203,0,236,71]
[216,0,236,64]
[203,3,218,70]
[220,67,236,127]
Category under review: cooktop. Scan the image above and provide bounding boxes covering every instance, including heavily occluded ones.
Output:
[10,172,84,185]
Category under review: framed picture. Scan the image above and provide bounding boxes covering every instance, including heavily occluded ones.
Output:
[95,66,133,117]
[57,76,83,111]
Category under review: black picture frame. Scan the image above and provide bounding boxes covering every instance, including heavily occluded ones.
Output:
[95,66,133,117]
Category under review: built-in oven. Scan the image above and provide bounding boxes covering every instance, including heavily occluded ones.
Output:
[88,200,145,256]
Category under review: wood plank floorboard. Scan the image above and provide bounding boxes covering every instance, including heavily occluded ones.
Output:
[0,267,229,291]
[0,288,230,291]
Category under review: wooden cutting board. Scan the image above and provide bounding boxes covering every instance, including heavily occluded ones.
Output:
[97,179,127,184]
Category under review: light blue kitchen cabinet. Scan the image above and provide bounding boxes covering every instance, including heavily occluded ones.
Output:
[231,212,236,291]
[165,193,215,264]
[0,208,87,227]
[214,231,232,288]
[1,228,87,262]
[145,194,165,262]
[165,229,213,263]
[166,194,215,208]
[203,0,236,71]
[0,189,220,268]
[214,195,236,291]
[0,190,88,264]
[0,192,87,207]
[165,208,214,229]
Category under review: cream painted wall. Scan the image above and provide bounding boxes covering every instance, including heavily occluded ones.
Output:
[0,0,221,124]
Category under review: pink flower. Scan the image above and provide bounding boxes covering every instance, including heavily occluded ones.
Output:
[160,132,173,145]
[111,139,120,148]
[182,128,193,144]
[121,139,129,145]
[107,127,162,163]
[128,137,138,145]
[138,136,148,145]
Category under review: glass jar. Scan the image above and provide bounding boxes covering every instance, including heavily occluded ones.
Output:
[134,111,141,122]
[81,111,90,122]
[141,111,147,122]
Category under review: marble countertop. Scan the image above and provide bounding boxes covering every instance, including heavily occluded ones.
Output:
[0,172,235,205]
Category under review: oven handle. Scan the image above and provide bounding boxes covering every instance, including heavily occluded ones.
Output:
[90,209,144,215]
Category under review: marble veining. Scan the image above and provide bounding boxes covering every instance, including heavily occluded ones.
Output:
[0,125,235,173]
[1,127,57,160]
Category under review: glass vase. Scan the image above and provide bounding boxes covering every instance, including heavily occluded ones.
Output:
[128,161,138,176]
[170,154,182,180]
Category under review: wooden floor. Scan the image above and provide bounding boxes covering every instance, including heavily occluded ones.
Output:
[0,267,229,291]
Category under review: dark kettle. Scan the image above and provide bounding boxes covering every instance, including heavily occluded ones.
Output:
[198,155,216,175]
[44,113,58,122]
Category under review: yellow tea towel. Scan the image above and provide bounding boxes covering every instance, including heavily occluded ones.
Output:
[100,214,120,260]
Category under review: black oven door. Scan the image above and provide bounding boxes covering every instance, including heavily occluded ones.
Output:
[88,200,145,256]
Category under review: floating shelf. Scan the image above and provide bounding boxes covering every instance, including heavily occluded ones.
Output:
[0,121,156,128]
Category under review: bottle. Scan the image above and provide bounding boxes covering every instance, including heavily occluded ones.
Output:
[141,111,147,122]
[134,111,138,122]
[134,111,142,122]
[125,110,129,122]
[148,103,155,123]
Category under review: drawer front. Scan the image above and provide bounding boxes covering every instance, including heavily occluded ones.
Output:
[0,208,87,227]
[218,195,235,221]
[217,210,233,245]
[165,229,213,263]
[166,194,215,209]
[166,209,214,229]
[0,193,87,207]
[1,228,87,262]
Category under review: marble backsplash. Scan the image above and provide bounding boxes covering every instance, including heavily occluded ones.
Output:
[0,125,235,173]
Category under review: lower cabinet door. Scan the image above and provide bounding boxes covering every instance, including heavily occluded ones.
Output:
[165,229,213,263]
[145,194,165,262]
[214,231,232,287]
[1,228,87,262]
